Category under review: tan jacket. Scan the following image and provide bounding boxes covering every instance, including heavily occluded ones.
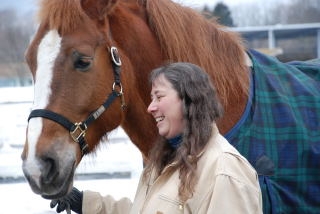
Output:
[83,126,262,214]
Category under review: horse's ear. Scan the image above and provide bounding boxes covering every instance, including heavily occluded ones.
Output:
[80,0,118,20]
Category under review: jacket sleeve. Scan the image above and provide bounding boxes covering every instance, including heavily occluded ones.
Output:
[82,191,132,214]
[206,174,263,214]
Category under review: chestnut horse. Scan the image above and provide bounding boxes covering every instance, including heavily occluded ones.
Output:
[22,0,320,213]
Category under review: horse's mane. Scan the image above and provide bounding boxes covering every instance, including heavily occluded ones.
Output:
[146,0,249,105]
[37,0,86,34]
[37,0,249,106]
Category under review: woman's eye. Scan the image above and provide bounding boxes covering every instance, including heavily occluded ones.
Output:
[72,51,93,72]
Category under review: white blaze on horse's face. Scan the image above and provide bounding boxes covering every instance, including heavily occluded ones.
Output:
[34,30,61,109]
[24,30,76,194]
[25,30,61,186]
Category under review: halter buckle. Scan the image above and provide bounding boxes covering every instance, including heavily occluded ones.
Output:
[70,122,87,142]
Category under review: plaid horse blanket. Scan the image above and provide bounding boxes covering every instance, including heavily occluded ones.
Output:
[225,49,320,214]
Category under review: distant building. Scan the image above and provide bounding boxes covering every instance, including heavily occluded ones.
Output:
[231,23,320,62]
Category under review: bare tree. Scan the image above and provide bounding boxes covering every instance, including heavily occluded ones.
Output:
[227,0,320,26]
[0,9,35,86]
[285,0,320,24]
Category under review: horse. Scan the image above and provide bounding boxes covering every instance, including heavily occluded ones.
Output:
[21,0,320,213]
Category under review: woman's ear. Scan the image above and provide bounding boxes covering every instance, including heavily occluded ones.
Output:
[80,0,118,20]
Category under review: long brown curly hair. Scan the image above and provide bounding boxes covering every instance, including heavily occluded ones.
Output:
[144,62,223,202]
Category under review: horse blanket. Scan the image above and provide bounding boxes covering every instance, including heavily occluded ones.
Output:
[225,49,320,214]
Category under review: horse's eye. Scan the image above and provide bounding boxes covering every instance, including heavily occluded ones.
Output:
[72,51,93,72]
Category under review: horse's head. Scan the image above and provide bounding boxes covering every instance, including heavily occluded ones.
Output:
[21,0,159,199]
[21,0,249,199]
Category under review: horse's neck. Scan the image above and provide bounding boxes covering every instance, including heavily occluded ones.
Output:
[121,95,158,157]
[108,5,164,157]
[217,52,252,134]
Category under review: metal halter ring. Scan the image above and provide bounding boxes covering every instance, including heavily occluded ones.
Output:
[110,46,122,66]
[112,82,123,94]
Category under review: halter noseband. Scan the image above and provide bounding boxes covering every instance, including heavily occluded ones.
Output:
[28,46,125,156]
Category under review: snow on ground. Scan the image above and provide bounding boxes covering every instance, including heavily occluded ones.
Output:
[0,140,143,214]
[0,127,143,179]
[0,177,140,214]
[0,87,144,213]
[0,135,143,214]
[0,86,33,149]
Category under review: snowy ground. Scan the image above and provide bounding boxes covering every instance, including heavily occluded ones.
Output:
[0,141,143,214]
[0,177,140,214]
[0,87,143,213]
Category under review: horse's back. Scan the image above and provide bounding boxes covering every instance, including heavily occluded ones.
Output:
[226,50,320,213]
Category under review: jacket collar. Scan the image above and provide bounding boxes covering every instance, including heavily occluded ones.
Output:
[161,123,219,174]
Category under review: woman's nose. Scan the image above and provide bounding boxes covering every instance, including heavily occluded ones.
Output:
[147,101,157,113]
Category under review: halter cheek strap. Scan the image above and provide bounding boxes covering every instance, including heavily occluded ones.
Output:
[27,46,125,157]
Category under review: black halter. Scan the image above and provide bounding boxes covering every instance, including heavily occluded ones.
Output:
[28,46,125,156]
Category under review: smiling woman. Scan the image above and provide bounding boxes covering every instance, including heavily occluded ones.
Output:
[58,62,262,214]
[148,74,185,139]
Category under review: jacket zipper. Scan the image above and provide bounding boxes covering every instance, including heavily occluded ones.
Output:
[159,194,184,211]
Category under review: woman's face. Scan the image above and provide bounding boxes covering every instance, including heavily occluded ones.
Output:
[147,74,185,139]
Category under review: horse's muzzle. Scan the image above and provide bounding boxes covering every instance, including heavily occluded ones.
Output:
[22,157,76,199]
[21,141,77,199]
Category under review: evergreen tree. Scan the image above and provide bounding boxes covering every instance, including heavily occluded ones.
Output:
[212,2,235,27]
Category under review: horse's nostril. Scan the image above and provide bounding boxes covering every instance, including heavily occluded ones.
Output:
[41,157,59,185]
